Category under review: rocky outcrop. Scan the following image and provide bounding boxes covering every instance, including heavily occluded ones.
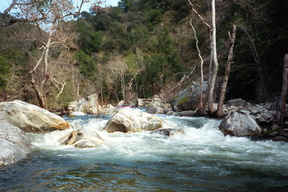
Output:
[219,110,262,136]
[58,127,104,148]
[0,120,31,166]
[0,100,70,133]
[104,108,162,133]
[68,94,103,114]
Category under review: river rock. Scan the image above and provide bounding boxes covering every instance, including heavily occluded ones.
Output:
[227,98,247,107]
[68,94,103,114]
[150,128,185,136]
[147,106,165,114]
[170,81,209,112]
[104,108,162,133]
[0,120,31,166]
[58,127,104,148]
[219,111,262,136]
[0,100,70,133]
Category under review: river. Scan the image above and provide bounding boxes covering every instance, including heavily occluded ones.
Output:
[1,108,288,191]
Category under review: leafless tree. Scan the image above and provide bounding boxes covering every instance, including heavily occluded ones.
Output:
[217,24,237,117]
[7,0,92,108]
[275,54,288,125]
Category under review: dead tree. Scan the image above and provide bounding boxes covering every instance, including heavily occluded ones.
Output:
[217,24,237,117]
[275,54,288,124]
[207,0,219,115]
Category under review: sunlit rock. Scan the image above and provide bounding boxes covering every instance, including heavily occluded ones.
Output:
[68,94,103,114]
[219,110,262,136]
[0,100,70,133]
[104,108,162,133]
[58,127,104,148]
[0,120,31,166]
[70,111,86,116]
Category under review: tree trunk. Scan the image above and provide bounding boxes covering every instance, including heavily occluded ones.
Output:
[189,17,204,111]
[275,54,288,124]
[208,0,218,116]
[217,25,237,117]
[31,75,47,109]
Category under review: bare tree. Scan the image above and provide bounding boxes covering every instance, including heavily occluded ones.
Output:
[187,0,219,115]
[189,14,204,111]
[207,0,219,115]
[217,24,237,117]
[105,53,144,104]
[188,0,212,113]
[10,0,91,108]
[275,54,288,125]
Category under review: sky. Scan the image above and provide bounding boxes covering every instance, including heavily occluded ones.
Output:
[0,0,120,13]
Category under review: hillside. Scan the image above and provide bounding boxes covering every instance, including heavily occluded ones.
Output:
[1,0,288,108]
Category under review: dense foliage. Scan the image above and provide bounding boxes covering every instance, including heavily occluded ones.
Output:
[0,0,288,108]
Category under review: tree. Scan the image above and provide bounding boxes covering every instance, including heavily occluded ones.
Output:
[188,0,206,113]
[217,24,237,117]
[275,54,288,125]
[10,0,90,108]
[207,0,219,115]
[232,0,272,101]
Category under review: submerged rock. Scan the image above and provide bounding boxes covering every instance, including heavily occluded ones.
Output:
[58,127,104,148]
[150,128,185,136]
[0,100,70,133]
[104,108,162,133]
[0,120,31,166]
[219,111,262,137]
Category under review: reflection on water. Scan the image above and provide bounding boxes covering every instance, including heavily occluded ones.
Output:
[1,112,288,191]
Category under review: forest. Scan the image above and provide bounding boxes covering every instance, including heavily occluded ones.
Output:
[0,0,288,113]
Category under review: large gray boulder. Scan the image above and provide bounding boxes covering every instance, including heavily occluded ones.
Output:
[219,111,262,136]
[0,100,70,133]
[68,94,103,114]
[58,127,104,148]
[0,120,31,166]
[104,108,162,133]
[170,81,209,111]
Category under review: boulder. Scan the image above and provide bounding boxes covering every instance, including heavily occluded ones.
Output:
[0,120,31,165]
[170,81,208,112]
[227,98,247,107]
[0,100,70,133]
[58,127,104,148]
[68,94,103,114]
[147,106,165,114]
[104,108,162,133]
[255,111,275,124]
[137,98,145,107]
[219,111,262,136]
[150,128,185,136]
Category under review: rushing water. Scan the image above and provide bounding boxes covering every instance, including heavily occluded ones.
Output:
[1,109,288,192]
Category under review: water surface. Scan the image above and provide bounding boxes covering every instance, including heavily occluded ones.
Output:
[1,110,288,191]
